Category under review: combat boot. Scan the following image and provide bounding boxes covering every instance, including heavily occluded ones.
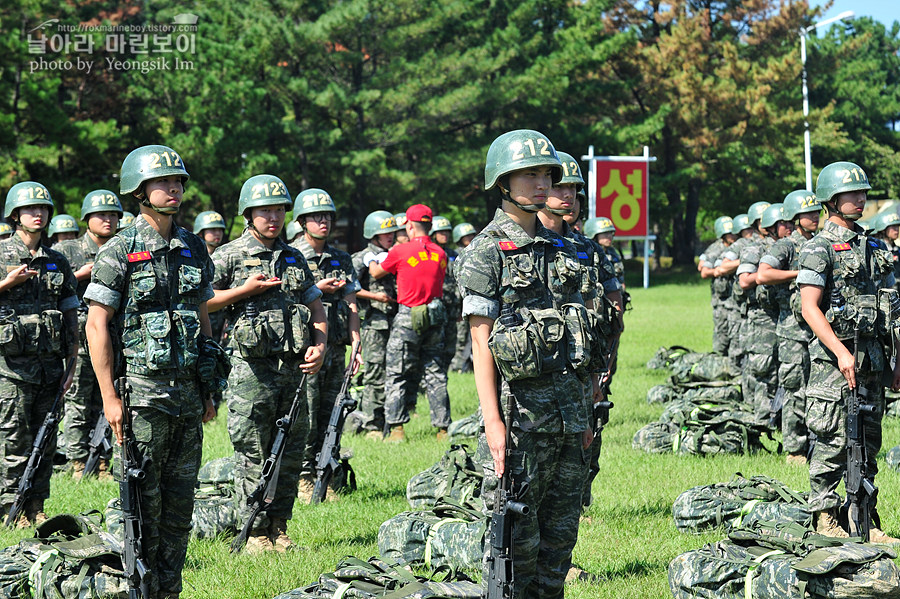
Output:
[435,428,448,441]
[245,527,274,554]
[70,460,86,481]
[364,430,382,441]
[815,510,849,538]
[386,425,406,443]
[24,498,47,528]
[270,518,295,552]
[297,474,315,502]
[869,526,900,544]
[97,458,113,482]
[786,453,807,466]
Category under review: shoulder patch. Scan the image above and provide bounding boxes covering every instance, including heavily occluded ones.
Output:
[330,259,340,266]
[831,243,851,251]
[868,240,880,247]
[552,238,564,247]
[577,251,589,260]
[180,249,192,257]
[127,251,152,263]
[498,241,518,251]
[284,256,296,264]
[243,258,262,267]
[45,263,58,271]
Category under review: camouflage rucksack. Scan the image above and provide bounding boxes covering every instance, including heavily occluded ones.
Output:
[646,384,679,404]
[669,517,900,599]
[647,382,741,405]
[672,474,811,534]
[272,556,482,599]
[886,445,900,472]
[646,346,696,370]
[191,456,239,539]
[407,446,483,510]
[447,411,481,443]
[378,501,487,571]
[669,353,739,384]
[0,512,128,599]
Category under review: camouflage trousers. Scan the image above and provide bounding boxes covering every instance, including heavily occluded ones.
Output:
[0,373,60,506]
[441,314,458,369]
[777,334,811,455]
[806,358,883,513]
[226,356,308,525]
[62,353,104,461]
[352,316,391,432]
[582,381,603,508]
[711,301,730,356]
[726,298,744,367]
[478,429,588,599]
[739,306,778,427]
[449,317,472,373]
[385,308,450,429]
[116,403,202,596]
[302,347,345,474]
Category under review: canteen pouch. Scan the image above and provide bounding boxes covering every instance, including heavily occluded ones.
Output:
[17,313,42,355]
[877,288,900,338]
[143,311,174,370]
[828,293,878,339]
[0,307,21,356]
[177,264,203,297]
[427,298,447,327]
[488,309,540,381]
[232,308,289,359]
[40,309,65,356]
[530,307,566,373]
[288,303,311,354]
[410,304,431,335]
[171,309,200,369]
[561,302,598,375]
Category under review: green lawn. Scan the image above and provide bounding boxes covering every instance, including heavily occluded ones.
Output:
[4,273,900,598]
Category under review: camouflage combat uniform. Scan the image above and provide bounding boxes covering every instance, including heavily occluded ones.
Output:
[350,242,397,432]
[737,234,778,426]
[292,236,359,475]
[56,234,105,463]
[602,244,625,287]
[761,229,813,455]
[797,220,894,514]
[0,235,78,509]
[722,234,759,367]
[84,216,212,597]
[213,230,321,529]
[456,208,591,599]
[699,238,731,356]
[438,246,461,372]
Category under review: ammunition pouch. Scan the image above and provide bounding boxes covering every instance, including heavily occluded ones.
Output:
[488,306,566,381]
[231,304,310,359]
[410,299,446,335]
[0,309,67,357]
[713,276,730,299]
[826,293,878,340]
[877,288,900,338]
[561,303,604,378]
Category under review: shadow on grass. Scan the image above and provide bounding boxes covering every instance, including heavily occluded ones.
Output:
[591,500,671,520]
[358,486,409,502]
[572,558,657,583]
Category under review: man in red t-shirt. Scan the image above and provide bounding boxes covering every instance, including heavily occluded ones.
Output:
[368,204,451,441]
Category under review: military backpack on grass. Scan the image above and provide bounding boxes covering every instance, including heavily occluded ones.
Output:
[446,412,481,443]
[646,346,698,370]
[886,445,900,472]
[406,445,483,510]
[647,382,741,405]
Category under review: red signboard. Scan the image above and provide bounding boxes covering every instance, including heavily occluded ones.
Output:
[593,160,648,237]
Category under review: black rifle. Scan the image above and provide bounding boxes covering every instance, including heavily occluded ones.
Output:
[485,393,529,599]
[5,357,76,527]
[842,324,877,541]
[117,377,152,599]
[82,414,112,480]
[311,342,361,504]
[593,333,618,435]
[231,373,308,553]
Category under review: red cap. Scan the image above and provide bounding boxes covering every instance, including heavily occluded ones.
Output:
[406,204,432,223]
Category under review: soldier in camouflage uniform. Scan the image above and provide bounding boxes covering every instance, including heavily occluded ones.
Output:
[430,215,461,417]
[209,175,327,553]
[0,181,79,527]
[193,211,227,343]
[758,191,820,465]
[346,210,400,438]
[85,145,218,598]
[450,222,477,373]
[394,213,410,244]
[870,211,900,286]
[0,223,13,240]
[290,189,361,498]
[48,214,80,246]
[118,211,135,230]
[698,217,737,356]
[58,190,122,481]
[715,213,753,367]
[798,161,900,542]
[456,130,593,598]
[737,203,791,427]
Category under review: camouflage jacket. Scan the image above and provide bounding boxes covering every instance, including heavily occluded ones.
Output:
[603,245,625,286]
[760,229,813,341]
[455,208,589,434]
[699,238,729,302]
[84,216,214,415]
[56,234,103,299]
[351,241,397,325]
[438,245,462,316]
[738,235,776,315]
[797,219,895,368]
[727,232,762,308]
[292,235,359,346]
[0,233,78,381]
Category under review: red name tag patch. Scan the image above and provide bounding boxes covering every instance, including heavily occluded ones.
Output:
[127,251,152,262]
[498,241,518,251]
[832,243,851,252]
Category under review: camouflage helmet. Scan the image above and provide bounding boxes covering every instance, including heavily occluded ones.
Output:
[732,214,751,233]
[118,211,135,230]
[193,210,226,234]
[48,214,79,237]
[747,201,770,224]
[239,175,292,215]
[0,222,12,237]
[857,218,873,234]
[760,203,785,229]
[4,182,54,219]
[816,161,871,205]
[363,210,401,239]
[452,222,477,244]
[484,129,562,191]
[286,220,303,241]
[556,152,584,190]
[871,211,900,235]
[584,217,616,239]
[430,215,452,234]
[293,188,336,219]
[394,212,408,228]
[781,190,819,221]
[714,216,734,238]
[81,190,123,221]
[119,145,189,195]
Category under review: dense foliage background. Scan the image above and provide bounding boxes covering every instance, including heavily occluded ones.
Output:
[2,0,899,258]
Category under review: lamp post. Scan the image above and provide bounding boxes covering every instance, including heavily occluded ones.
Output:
[801,10,855,191]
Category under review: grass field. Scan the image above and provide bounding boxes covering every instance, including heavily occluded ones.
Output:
[4,266,900,598]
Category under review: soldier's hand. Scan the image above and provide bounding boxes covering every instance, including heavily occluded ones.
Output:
[202,396,217,423]
[74,262,93,280]
[104,395,125,446]
[351,348,363,375]
[376,292,396,304]
[582,428,594,450]
[317,277,345,294]
[838,349,856,389]
[485,418,506,478]
[62,361,76,393]
[301,343,325,375]
[4,264,37,288]
[242,273,282,296]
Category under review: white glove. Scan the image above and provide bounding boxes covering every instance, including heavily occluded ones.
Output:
[363,251,389,267]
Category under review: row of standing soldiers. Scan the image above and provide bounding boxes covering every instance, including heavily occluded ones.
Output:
[698,160,900,542]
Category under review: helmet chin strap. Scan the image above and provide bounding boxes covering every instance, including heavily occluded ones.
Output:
[140,198,179,215]
[501,188,544,213]
[547,207,573,217]
[19,225,42,234]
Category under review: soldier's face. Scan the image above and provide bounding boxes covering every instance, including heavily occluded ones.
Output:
[88,211,119,237]
[596,232,614,247]
[434,231,451,245]
[394,229,409,244]
[202,228,224,248]
[373,232,394,249]
[250,205,285,239]
[723,233,738,244]
[564,198,581,225]
[144,176,183,211]
[459,234,475,247]
[887,225,899,241]
[304,212,332,238]
[507,167,553,208]
[54,231,78,242]
[798,212,819,233]
[547,183,576,214]
[833,191,866,220]
[17,206,49,230]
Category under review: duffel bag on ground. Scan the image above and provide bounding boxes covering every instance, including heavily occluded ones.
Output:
[646,346,697,370]
[407,445,483,510]
[378,501,486,570]
[447,411,482,443]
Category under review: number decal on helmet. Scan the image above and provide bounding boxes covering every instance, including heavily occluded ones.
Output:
[148,150,183,170]
[511,138,552,161]
[251,181,288,200]
[840,168,867,184]
[17,186,47,201]
[562,161,579,178]
[91,194,119,207]
[800,196,817,209]
[302,193,331,208]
